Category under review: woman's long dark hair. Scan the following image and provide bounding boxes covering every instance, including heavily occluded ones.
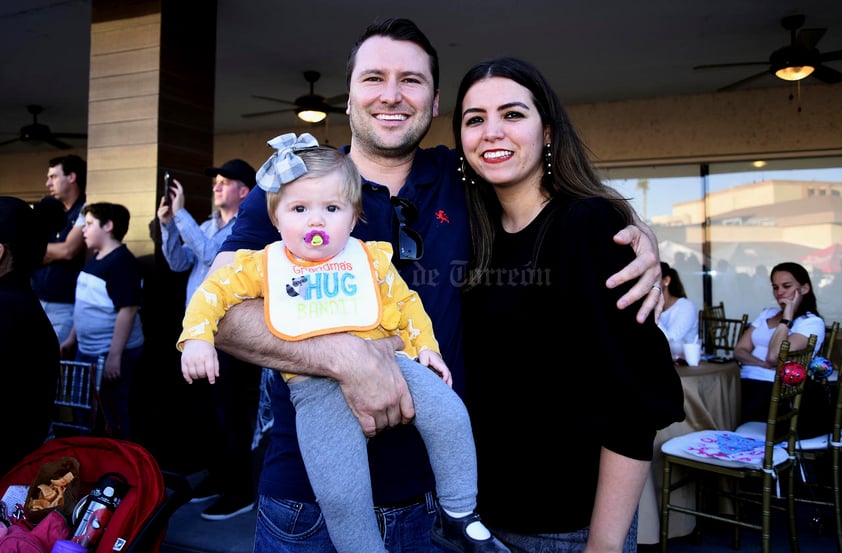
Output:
[451,57,634,287]
[771,261,821,319]
[661,262,687,299]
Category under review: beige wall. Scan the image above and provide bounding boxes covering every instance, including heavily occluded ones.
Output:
[3,82,840,255]
[212,83,842,168]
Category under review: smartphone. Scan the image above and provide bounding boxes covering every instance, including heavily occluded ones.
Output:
[162,170,172,206]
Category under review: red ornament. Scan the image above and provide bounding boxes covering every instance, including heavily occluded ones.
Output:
[780,361,806,385]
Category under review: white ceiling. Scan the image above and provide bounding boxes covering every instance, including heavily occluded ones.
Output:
[2,0,841,154]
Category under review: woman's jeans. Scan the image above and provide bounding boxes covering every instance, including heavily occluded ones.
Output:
[489,510,639,553]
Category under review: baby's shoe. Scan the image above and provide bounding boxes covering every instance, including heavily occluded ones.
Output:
[431,510,510,553]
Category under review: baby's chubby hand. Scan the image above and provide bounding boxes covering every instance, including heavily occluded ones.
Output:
[181,339,220,384]
[418,349,452,387]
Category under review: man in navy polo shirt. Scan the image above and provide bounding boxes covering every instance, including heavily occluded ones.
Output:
[209,18,664,553]
[33,154,88,344]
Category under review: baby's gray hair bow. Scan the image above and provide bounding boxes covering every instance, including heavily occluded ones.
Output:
[256,132,320,192]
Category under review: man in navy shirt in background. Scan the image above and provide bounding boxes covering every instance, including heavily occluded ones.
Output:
[33,154,88,344]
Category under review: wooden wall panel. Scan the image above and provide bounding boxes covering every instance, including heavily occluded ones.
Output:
[90,144,158,170]
[90,16,160,52]
[87,120,158,148]
[89,72,161,102]
[90,48,161,79]
[88,96,159,124]
[83,0,215,262]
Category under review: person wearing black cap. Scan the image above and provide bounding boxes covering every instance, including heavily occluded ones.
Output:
[158,159,255,307]
[157,160,262,520]
[0,196,61,474]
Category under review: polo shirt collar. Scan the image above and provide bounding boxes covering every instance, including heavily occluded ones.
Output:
[341,145,438,193]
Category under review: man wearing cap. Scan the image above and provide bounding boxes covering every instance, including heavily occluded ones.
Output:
[158,159,262,520]
[158,159,255,304]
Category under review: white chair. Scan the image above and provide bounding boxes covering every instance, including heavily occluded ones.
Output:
[52,358,104,436]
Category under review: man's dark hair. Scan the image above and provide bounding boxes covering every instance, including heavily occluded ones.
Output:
[346,18,439,92]
[49,154,88,193]
[83,202,130,241]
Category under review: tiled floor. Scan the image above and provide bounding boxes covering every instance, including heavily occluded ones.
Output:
[161,498,256,553]
[160,498,839,553]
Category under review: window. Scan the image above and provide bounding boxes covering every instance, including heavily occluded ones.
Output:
[601,157,842,326]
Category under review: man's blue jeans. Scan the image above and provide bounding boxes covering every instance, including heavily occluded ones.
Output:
[253,492,444,552]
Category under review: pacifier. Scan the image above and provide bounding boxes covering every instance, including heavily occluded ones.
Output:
[304,230,330,246]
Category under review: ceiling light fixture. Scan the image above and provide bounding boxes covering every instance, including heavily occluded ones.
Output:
[770,46,818,81]
[297,108,327,124]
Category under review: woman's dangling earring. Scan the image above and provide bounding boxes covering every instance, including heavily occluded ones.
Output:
[458,155,476,186]
[545,143,553,176]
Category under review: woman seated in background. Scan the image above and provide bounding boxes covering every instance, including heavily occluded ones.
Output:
[657,262,698,357]
[734,261,825,426]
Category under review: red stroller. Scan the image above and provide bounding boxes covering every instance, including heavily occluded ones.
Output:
[0,437,190,553]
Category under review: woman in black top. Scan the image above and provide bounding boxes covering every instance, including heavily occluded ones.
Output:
[452,58,685,553]
[0,197,62,475]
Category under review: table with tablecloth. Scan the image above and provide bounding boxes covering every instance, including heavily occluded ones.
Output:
[637,360,741,544]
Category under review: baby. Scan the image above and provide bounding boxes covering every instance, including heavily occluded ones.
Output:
[178,133,508,553]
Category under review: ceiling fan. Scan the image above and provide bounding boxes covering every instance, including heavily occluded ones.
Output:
[242,70,348,123]
[694,14,842,92]
[0,104,87,149]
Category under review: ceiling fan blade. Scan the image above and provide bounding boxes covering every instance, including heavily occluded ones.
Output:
[820,49,842,62]
[717,69,771,92]
[796,28,826,49]
[45,137,73,150]
[251,95,297,106]
[694,61,767,70]
[811,64,842,84]
[249,73,347,118]
[52,132,87,139]
[241,108,296,118]
[324,93,349,105]
[0,137,22,147]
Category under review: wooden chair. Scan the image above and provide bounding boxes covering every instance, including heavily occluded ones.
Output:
[660,335,817,553]
[786,373,842,553]
[742,375,842,553]
[698,302,726,353]
[735,331,840,550]
[705,301,726,319]
[823,321,840,360]
[699,313,749,359]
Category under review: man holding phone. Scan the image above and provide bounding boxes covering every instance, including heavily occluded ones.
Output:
[157,160,253,306]
[158,159,263,520]
[162,170,173,206]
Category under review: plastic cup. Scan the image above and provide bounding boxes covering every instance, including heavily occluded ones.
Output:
[683,342,701,366]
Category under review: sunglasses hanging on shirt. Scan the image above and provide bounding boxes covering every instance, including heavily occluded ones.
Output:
[391,197,424,261]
